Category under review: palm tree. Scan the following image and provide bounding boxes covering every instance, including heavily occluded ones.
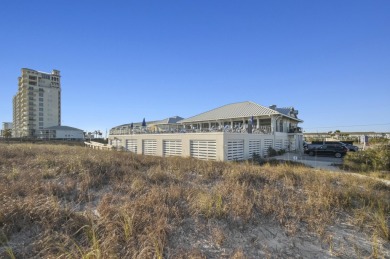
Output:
[3,129,12,143]
[3,129,11,138]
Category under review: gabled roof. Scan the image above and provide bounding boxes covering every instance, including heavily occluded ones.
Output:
[275,107,293,116]
[113,116,183,129]
[178,101,292,123]
[151,116,184,125]
[275,107,300,120]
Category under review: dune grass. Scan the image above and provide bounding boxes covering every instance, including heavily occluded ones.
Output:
[0,143,389,258]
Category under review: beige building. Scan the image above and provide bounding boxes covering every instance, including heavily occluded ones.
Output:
[108,101,304,161]
[13,68,61,137]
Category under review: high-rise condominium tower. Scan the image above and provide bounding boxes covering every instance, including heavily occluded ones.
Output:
[13,68,61,137]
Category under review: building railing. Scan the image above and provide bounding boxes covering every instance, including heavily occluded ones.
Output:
[85,141,112,150]
[288,127,302,133]
[110,125,273,135]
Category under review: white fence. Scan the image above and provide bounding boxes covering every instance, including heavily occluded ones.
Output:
[108,132,302,161]
[163,140,182,157]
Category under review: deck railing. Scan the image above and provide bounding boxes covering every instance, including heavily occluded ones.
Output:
[110,125,273,135]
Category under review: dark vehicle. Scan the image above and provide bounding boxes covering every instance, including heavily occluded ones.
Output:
[311,141,358,152]
[304,143,321,152]
[342,143,359,152]
[305,144,348,158]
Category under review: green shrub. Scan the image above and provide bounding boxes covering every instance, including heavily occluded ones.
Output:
[343,144,390,172]
[267,147,278,157]
[369,138,389,145]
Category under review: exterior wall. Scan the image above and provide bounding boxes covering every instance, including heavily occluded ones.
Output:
[110,133,225,160]
[12,68,61,137]
[109,132,303,161]
[222,133,277,160]
[56,129,84,139]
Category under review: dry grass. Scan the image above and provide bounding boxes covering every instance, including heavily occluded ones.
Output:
[0,143,389,258]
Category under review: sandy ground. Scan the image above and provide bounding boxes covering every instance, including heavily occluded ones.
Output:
[167,215,389,258]
[273,152,343,171]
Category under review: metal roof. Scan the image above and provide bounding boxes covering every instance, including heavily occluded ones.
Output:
[43,125,83,131]
[110,102,303,130]
[275,107,301,120]
[113,116,184,129]
[275,107,293,116]
[178,101,287,123]
[152,116,184,125]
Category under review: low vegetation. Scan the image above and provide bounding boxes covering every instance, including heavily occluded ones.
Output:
[343,144,390,180]
[0,144,389,258]
[266,147,286,157]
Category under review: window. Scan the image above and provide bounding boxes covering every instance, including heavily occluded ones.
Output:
[39,112,43,116]
[39,108,44,111]
[259,119,271,126]
[39,88,44,92]
[42,74,50,79]
[39,98,44,102]
[39,93,44,97]
[29,76,37,80]
[39,122,43,126]
[39,103,43,107]
[29,81,37,86]
[39,118,43,121]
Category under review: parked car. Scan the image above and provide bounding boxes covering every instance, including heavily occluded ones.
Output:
[304,144,348,158]
[304,143,322,152]
[341,143,359,152]
[311,141,359,152]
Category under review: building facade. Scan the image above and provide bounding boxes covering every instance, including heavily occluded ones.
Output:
[38,126,84,141]
[13,68,61,137]
[108,101,304,161]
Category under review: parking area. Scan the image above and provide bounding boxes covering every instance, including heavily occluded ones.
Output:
[301,154,343,163]
[273,152,343,171]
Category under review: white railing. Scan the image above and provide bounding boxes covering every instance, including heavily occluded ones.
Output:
[85,141,112,150]
[110,125,272,135]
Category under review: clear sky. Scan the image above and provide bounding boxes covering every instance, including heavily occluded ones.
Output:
[1,0,389,135]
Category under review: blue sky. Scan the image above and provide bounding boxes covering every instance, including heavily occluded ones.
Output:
[1,0,389,135]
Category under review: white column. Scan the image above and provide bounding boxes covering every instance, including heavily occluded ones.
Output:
[271,117,276,133]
